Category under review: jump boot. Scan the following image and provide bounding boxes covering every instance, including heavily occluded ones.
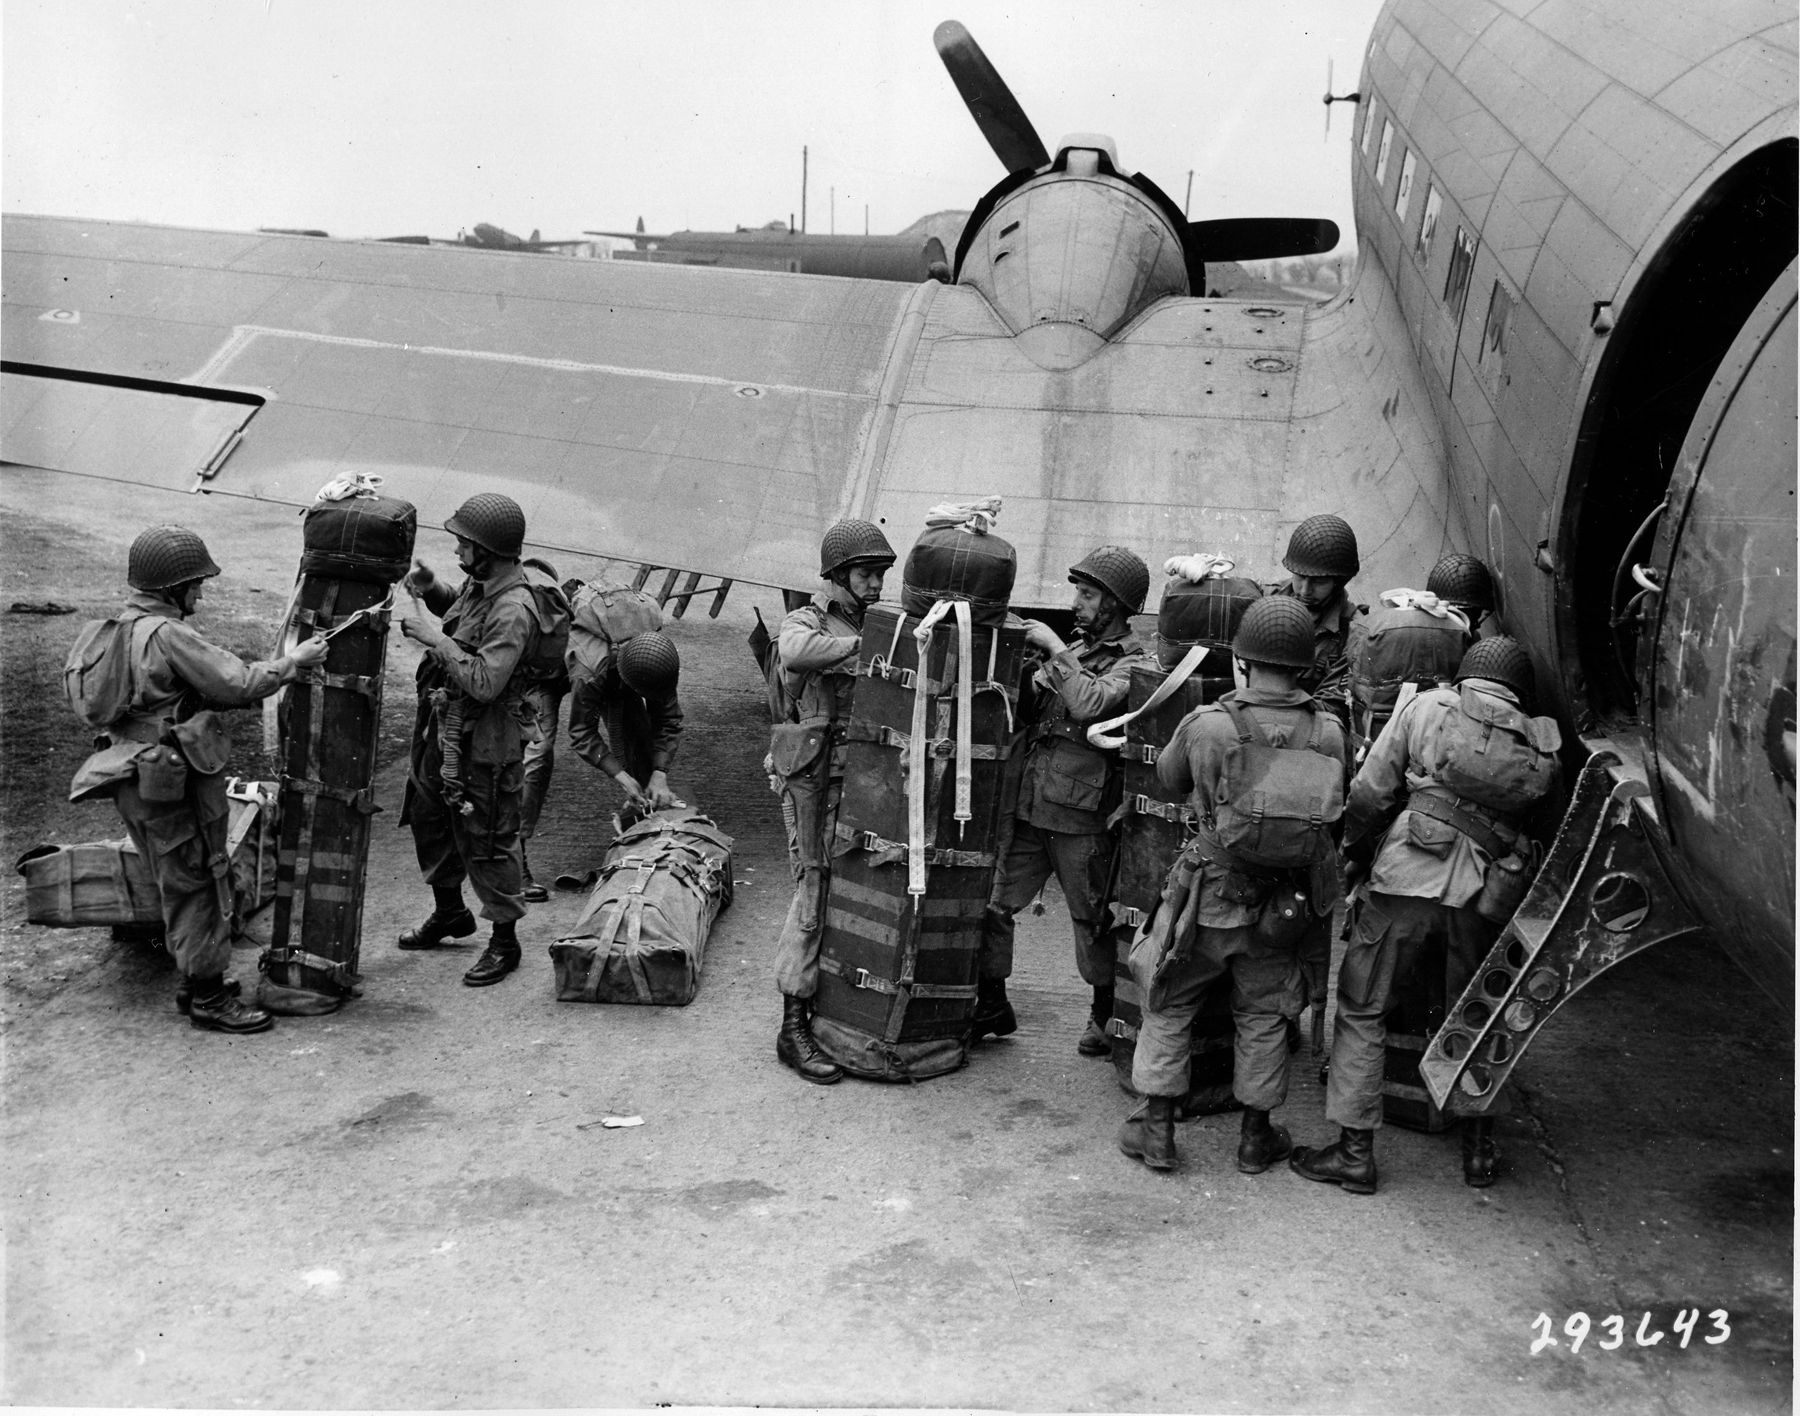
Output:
[1077,984,1114,1057]
[777,995,843,1084]
[186,976,274,1034]
[174,976,240,1015]
[1118,1095,1179,1171]
[968,977,1017,1042]
[398,887,479,950]
[520,844,549,903]
[1289,1127,1378,1194]
[1462,1118,1498,1188]
[1236,1107,1293,1174]
[463,920,522,986]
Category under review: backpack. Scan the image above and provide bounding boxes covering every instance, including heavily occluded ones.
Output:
[1349,602,1466,721]
[748,607,799,724]
[64,612,161,730]
[565,579,662,679]
[1210,696,1345,870]
[517,558,573,684]
[1430,683,1561,814]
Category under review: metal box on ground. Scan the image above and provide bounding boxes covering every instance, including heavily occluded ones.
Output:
[1382,972,1454,1133]
[811,603,1026,1081]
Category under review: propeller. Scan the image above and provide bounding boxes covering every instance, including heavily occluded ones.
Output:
[1322,57,1362,142]
[1184,217,1340,263]
[933,20,1049,175]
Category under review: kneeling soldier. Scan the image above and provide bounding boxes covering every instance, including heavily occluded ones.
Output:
[1292,636,1561,1194]
[1122,597,1349,1171]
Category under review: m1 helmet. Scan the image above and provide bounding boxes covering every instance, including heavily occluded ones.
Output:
[617,631,681,695]
[1068,545,1150,615]
[1282,514,1360,579]
[1231,596,1317,669]
[444,493,526,559]
[1426,552,1496,613]
[819,518,896,578]
[1456,635,1535,706]
[128,526,222,591]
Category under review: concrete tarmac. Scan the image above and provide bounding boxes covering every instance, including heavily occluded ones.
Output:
[1,471,1790,1412]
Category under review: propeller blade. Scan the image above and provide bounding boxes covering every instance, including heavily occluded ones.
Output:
[933,20,1050,175]
[1324,58,1333,141]
[1185,217,1340,263]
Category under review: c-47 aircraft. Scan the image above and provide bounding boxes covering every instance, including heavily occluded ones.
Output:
[585,214,968,284]
[2,5,1793,1098]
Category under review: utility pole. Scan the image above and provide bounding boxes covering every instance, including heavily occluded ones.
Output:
[864,204,869,235]
[1184,169,1193,218]
[801,145,808,234]
[830,185,835,235]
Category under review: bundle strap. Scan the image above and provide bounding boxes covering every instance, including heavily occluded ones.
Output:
[1086,643,1209,751]
[952,599,974,834]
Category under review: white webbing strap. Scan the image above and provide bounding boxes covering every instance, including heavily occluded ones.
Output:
[952,600,973,833]
[1085,644,1210,751]
[908,599,956,901]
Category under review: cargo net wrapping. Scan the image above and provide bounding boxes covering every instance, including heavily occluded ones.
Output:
[811,601,1027,1081]
[1100,658,1241,1117]
[548,809,734,1006]
[261,481,417,1015]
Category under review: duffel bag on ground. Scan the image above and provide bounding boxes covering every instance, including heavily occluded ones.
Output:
[15,839,161,928]
[548,810,734,1006]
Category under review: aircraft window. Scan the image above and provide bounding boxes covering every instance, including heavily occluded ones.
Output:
[1361,102,1377,156]
[1443,226,1477,321]
[1375,120,1394,184]
[1480,280,1515,370]
[1418,185,1442,261]
[1395,151,1417,221]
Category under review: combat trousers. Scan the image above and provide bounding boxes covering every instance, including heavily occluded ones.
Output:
[979,822,1113,986]
[518,682,565,841]
[1132,923,1305,1104]
[116,770,234,979]
[772,776,842,998]
[1325,890,1501,1129]
[406,730,527,925]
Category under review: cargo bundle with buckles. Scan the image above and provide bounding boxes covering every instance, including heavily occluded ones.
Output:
[260,478,417,1015]
[810,598,1027,1080]
[549,809,733,1006]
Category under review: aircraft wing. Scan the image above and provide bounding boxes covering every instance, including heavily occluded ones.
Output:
[3,214,1447,606]
[1,216,918,591]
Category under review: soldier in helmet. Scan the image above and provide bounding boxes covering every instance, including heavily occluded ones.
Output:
[769,518,897,1084]
[1426,552,1500,640]
[1292,636,1562,1195]
[567,628,685,820]
[67,525,328,1032]
[1271,514,1361,730]
[396,493,546,988]
[1120,597,1349,1172]
[974,545,1154,1055]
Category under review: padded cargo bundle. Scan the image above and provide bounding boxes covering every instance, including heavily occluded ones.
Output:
[899,521,1017,626]
[1155,569,1262,681]
[261,488,416,1015]
[1102,659,1240,1116]
[549,810,733,1005]
[811,601,1027,1080]
[17,780,280,933]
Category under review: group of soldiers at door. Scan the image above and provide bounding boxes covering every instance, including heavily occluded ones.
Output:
[392,492,685,989]
[1118,517,1557,1194]
[67,526,330,1034]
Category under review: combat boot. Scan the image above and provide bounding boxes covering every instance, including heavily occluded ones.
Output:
[1077,984,1114,1057]
[1289,1127,1378,1194]
[1236,1107,1293,1174]
[520,845,548,904]
[1462,1118,1498,1188]
[174,975,240,1015]
[968,977,1017,1042]
[398,887,478,950]
[776,995,843,1084]
[186,977,273,1034]
[1118,1095,1179,1171]
[463,922,522,986]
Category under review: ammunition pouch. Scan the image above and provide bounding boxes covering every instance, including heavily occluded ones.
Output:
[135,744,190,802]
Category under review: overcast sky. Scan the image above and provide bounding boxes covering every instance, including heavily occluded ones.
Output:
[5,0,1384,245]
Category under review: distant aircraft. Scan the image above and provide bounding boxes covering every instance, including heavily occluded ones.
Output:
[459,223,587,253]
[3,5,1792,1094]
[586,213,965,283]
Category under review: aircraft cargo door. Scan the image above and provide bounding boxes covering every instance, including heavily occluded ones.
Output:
[1642,261,1797,993]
